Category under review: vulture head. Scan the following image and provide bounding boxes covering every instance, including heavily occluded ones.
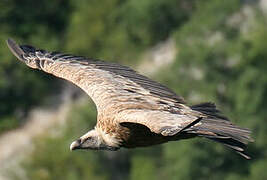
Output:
[70,129,119,151]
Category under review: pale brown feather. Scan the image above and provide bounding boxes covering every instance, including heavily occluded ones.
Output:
[6,39,253,158]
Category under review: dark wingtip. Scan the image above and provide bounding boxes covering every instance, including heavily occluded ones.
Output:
[6,38,26,62]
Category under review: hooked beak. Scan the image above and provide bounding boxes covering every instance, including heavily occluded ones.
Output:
[6,38,26,62]
[70,139,82,151]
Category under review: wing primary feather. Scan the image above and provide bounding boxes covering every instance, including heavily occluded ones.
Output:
[6,39,26,61]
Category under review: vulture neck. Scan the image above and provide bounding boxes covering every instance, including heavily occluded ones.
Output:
[95,126,121,149]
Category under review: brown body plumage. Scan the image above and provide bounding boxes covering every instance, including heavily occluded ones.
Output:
[6,39,253,158]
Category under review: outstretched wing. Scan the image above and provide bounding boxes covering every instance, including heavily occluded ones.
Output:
[6,38,201,136]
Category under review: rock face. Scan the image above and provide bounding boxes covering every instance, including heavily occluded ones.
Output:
[260,0,267,14]
[138,38,177,76]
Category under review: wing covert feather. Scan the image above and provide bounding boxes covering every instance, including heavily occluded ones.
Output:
[117,109,201,136]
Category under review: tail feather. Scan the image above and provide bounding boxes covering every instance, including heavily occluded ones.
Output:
[189,102,253,159]
[191,102,228,120]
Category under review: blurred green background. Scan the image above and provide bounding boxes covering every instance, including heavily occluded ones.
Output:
[0,0,267,179]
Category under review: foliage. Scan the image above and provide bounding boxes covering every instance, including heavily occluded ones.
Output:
[2,0,267,180]
[0,0,72,133]
[65,0,194,62]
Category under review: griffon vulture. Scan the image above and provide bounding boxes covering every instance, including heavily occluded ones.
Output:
[6,39,253,159]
